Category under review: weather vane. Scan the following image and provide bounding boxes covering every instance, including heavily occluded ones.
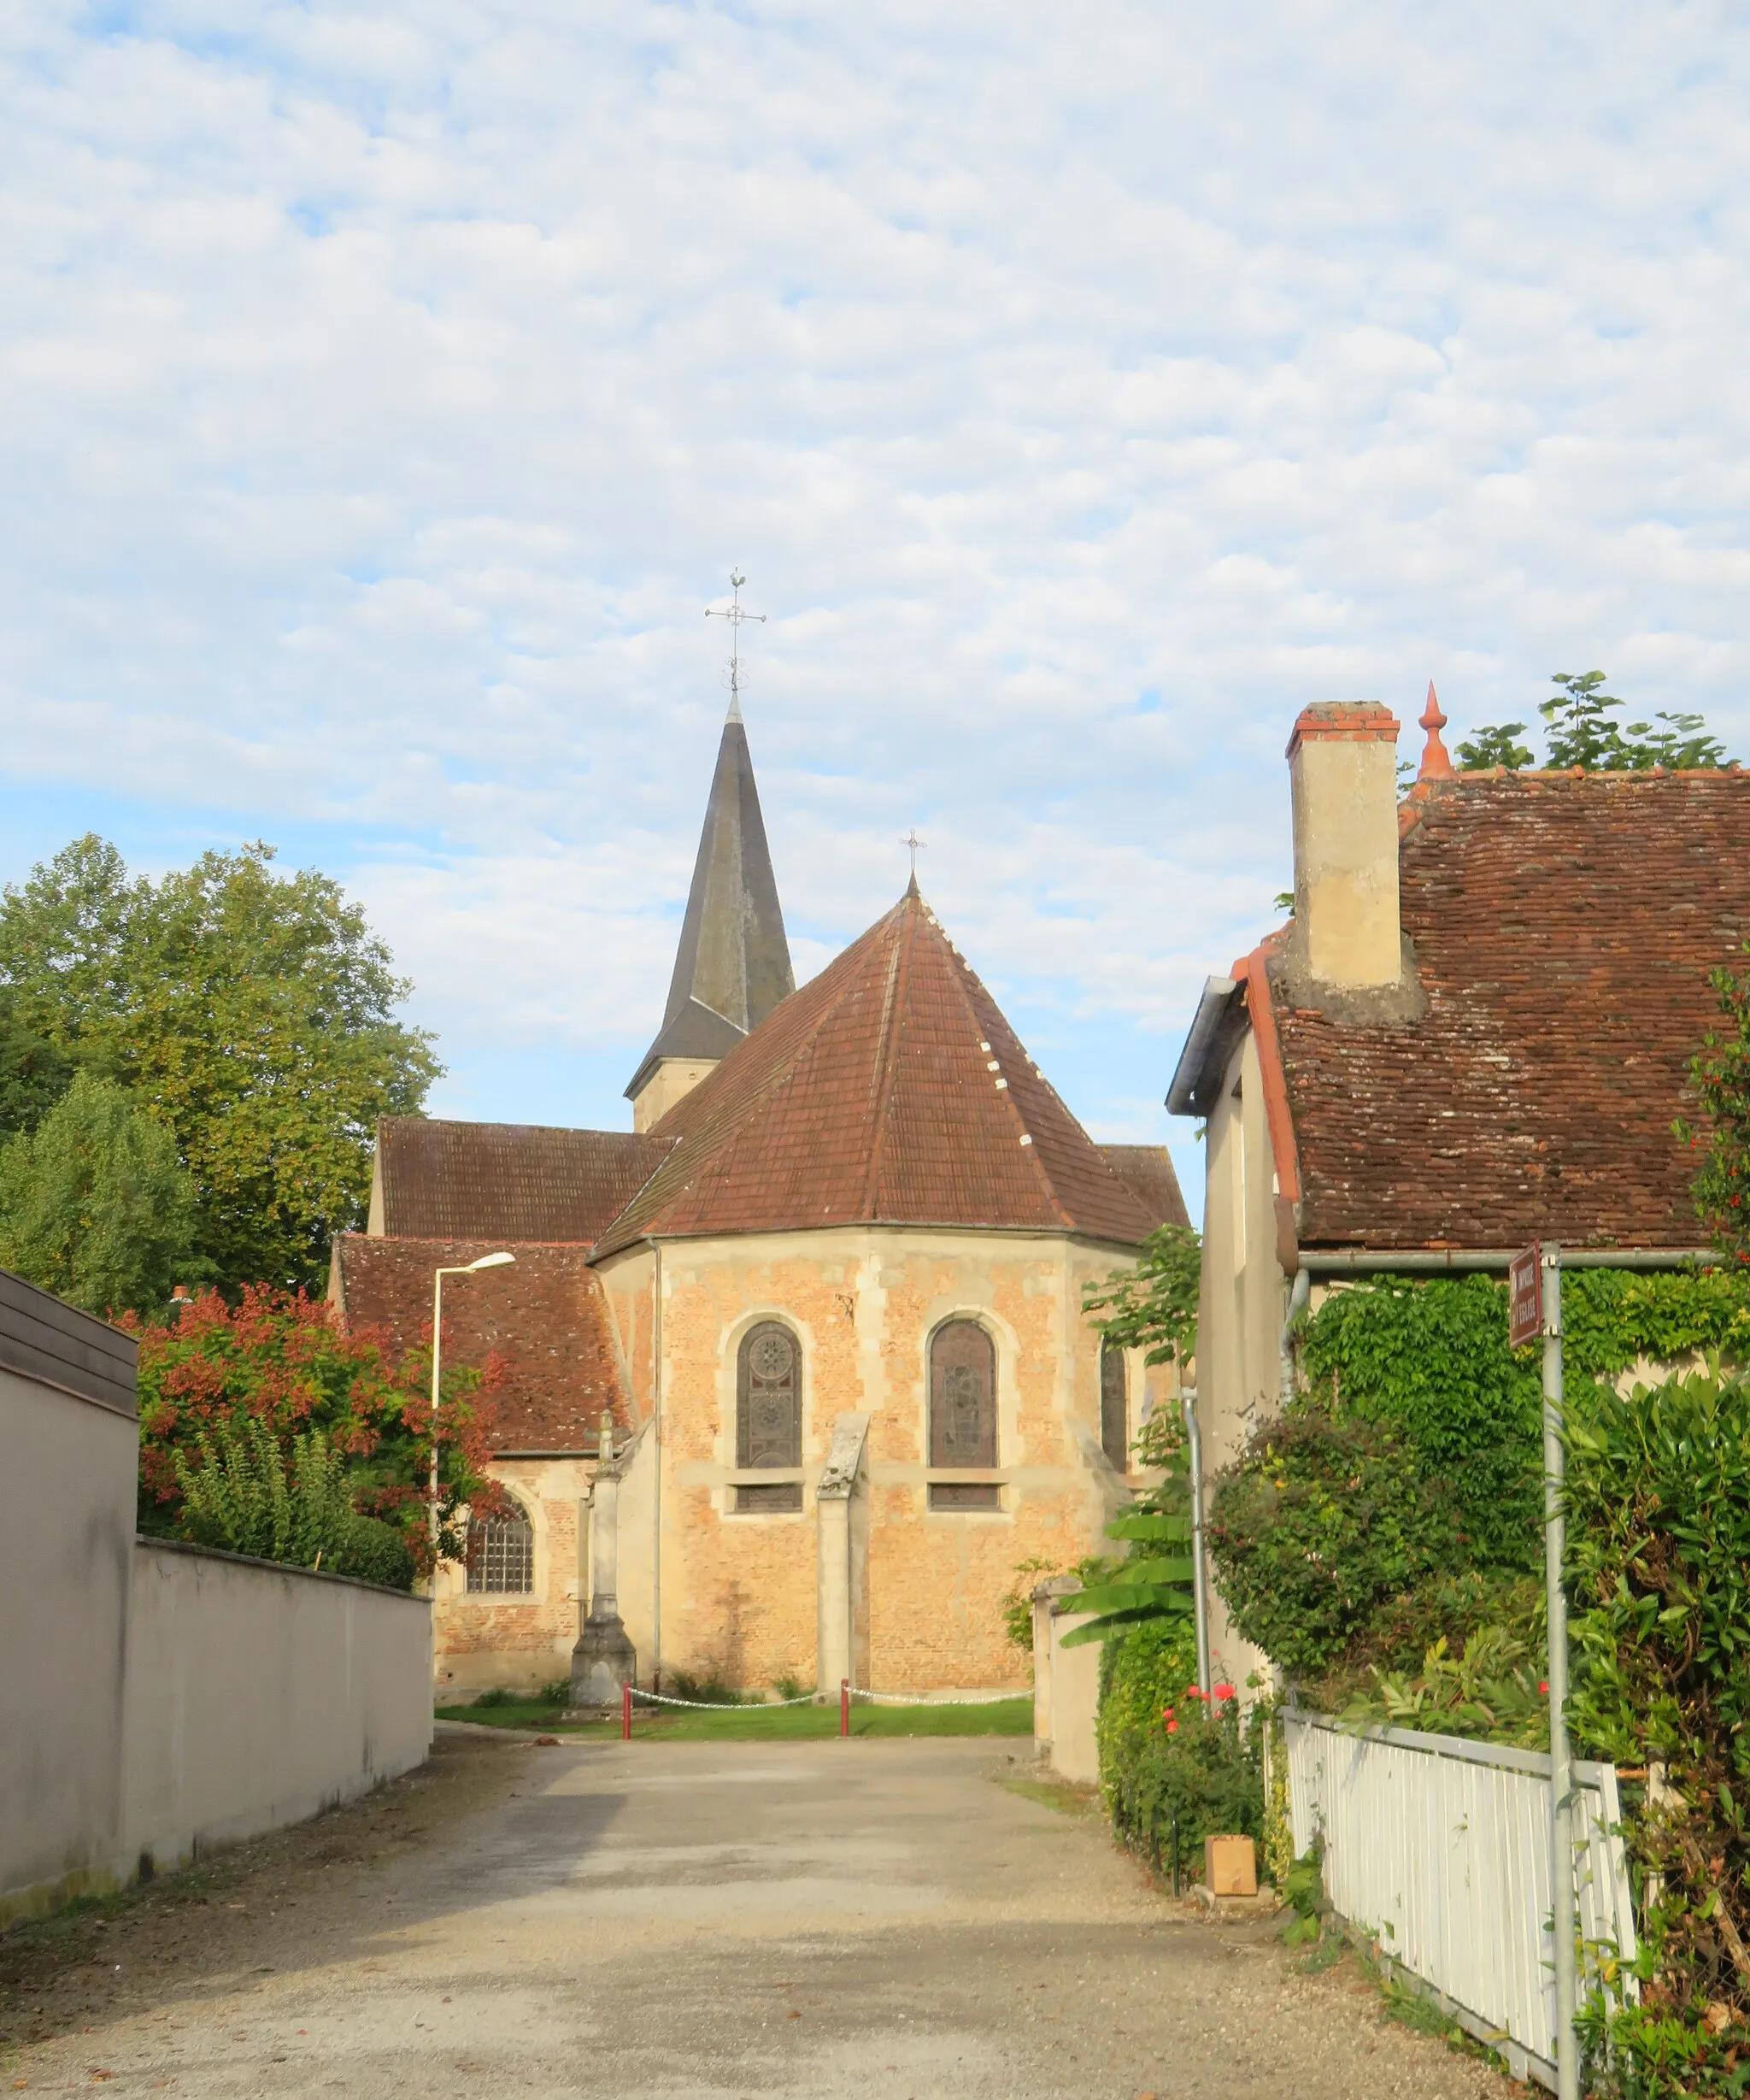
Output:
[902,828,925,879]
[705,570,766,719]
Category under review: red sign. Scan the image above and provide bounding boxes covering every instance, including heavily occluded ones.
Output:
[1508,1245,1542,1350]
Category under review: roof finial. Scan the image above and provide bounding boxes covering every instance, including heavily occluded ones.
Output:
[1418,680,1455,781]
[901,827,925,897]
[705,569,766,724]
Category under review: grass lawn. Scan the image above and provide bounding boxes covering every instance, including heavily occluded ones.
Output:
[435,1694,1035,1742]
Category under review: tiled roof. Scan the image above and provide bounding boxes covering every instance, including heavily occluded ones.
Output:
[1100,1144,1190,1230]
[373,1119,671,1244]
[1271,770,1750,1250]
[595,885,1160,1256]
[331,1236,628,1454]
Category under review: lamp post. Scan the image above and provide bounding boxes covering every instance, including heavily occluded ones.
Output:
[430,1252,515,1554]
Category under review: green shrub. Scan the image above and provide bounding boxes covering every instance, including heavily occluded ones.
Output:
[330,1514,416,1591]
[175,1412,357,1571]
[472,1687,517,1709]
[1206,1405,1462,1679]
[1101,1679,1262,1883]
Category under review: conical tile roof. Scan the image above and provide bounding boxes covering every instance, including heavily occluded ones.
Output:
[595,887,1162,1256]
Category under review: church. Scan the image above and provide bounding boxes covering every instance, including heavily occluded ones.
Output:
[330,701,1186,1700]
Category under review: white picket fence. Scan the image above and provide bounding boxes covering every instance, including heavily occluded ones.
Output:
[1283,1713,1636,2091]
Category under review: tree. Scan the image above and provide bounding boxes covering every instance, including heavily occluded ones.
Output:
[0,836,442,1291]
[0,1070,200,1317]
[124,1283,502,1576]
[1459,671,1733,774]
[1453,722,1535,771]
[1082,1221,1201,1372]
[1679,944,1750,1269]
[0,993,73,1137]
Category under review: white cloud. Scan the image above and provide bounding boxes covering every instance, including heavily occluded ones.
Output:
[3,0,1750,1196]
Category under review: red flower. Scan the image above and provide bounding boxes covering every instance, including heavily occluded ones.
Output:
[1539,1681,1549,1695]
[1185,1686,1206,1701]
[1161,1707,1174,1721]
[1214,1683,1236,1701]
[1166,1719,1179,1734]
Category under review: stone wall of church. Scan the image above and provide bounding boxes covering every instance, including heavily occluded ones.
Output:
[430,1456,591,1701]
[595,1226,1177,1697]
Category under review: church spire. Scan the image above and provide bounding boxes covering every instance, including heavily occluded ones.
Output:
[625,695,795,1129]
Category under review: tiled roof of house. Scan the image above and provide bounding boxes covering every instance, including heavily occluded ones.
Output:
[330,1236,629,1453]
[1099,1145,1191,1231]
[373,1119,672,1244]
[1269,770,1750,1250]
[595,885,1162,1256]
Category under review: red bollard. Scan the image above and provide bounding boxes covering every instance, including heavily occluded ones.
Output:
[840,1678,849,1738]
[622,1680,631,1741]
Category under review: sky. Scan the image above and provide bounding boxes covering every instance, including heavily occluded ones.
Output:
[4,2,1750,1225]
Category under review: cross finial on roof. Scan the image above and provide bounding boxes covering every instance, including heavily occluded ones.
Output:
[1418,680,1456,781]
[705,570,766,722]
[901,827,925,896]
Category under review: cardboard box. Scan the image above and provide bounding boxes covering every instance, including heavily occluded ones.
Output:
[1205,1833,1258,1897]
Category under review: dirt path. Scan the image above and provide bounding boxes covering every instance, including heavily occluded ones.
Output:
[3,1727,1506,2097]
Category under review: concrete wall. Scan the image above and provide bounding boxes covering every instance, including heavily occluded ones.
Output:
[122,1541,433,1875]
[0,1362,138,1921]
[1031,1588,1101,1786]
[596,1224,1171,1697]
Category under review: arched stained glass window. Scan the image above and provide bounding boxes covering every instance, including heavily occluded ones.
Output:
[736,1321,802,1512]
[929,1319,998,1509]
[1100,1341,1129,1472]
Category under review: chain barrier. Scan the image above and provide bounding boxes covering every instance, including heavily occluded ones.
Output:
[624,1685,1022,1711]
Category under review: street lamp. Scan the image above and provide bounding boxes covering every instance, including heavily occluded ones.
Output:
[430,1252,516,1553]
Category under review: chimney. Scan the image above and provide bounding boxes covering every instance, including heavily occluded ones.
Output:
[1286,703,1402,989]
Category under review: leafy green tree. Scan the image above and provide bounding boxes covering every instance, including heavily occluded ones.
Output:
[0,993,73,1137]
[1453,722,1536,771]
[0,836,441,1291]
[1083,1221,1201,1371]
[1679,942,1750,1269]
[0,1070,200,1317]
[1458,669,1732,774]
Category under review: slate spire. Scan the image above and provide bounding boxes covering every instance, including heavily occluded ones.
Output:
[625,703,795,1107]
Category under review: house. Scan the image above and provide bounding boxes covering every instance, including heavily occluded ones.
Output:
[1166,689,1747,1684]
[332,702,1186,1698]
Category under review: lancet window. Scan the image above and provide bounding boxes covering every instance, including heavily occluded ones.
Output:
[929,1318,999,1509]
[736,1321,802,1513]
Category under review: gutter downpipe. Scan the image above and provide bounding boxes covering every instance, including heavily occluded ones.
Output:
[1180,1385,1212,1705]
[1279,1268,1311,1411]
[1293,1248,1713,1275]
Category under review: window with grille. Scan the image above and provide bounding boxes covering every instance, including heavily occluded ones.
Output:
[735,1321,802,1513]
[928,1319,998,1508]
[1101,1341,1129,1471]
[466,1514,534,1594]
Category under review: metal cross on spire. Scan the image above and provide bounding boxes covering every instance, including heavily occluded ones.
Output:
[705,570,766,721]
[901,828,925,885]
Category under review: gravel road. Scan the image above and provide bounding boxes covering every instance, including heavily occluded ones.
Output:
[2,1726,1507,2097]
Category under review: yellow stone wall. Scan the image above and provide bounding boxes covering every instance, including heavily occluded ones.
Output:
[431,1455,591,1701]
[595,1225,1176,1697]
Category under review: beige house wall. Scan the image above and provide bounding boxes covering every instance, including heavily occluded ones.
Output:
[1195,1026,1290,1692]
[594,1224,1169,1697]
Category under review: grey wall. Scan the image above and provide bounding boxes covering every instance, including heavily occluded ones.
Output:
[0,1362,138,1915]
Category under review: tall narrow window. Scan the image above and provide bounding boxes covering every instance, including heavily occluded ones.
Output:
[467,1513,534,1594]
[736,1321,802,1512]
[1101,1341,1129,1472]
[929,1319,999,1509]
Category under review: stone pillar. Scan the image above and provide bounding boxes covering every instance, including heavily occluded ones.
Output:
[815,1413,871,1697]
[570,1415,637,1709]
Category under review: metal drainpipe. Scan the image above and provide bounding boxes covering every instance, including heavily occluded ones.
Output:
[1279,1268,1311,1410]
[1296,1247,1712,1275]
[1181,1385,1213,1704]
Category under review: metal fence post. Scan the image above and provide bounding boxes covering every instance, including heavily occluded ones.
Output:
[621,1680,631,1742]
[1542,1244,1578,2100]
[840,1678,850,1738]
